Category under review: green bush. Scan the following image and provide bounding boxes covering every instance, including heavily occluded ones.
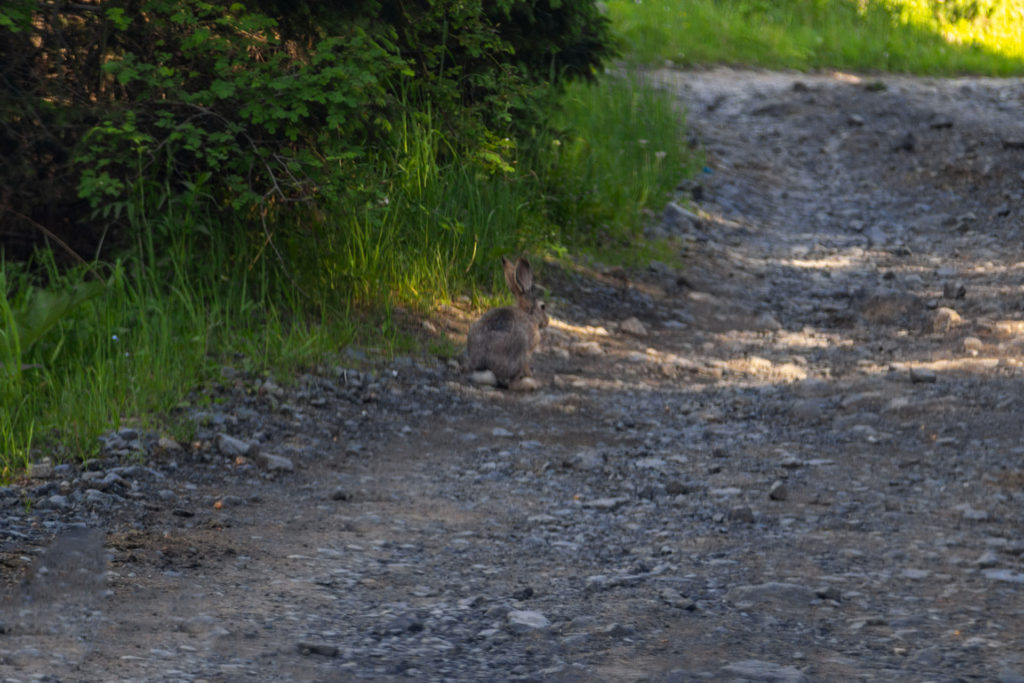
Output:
[0,0,616,260]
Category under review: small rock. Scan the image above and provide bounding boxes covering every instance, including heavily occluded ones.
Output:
[909,367,937,384]
[768,481,788,501]
[754,311,782,331]
[215,433,254,457]
[329,487,350,501]
[29,461,53,479]
[660,588,696,611]
[297,642,338,657]
[983,569,1024,584]
[598,623,636,638]
[469,370,498,386]
[721,660,808,683]
[582,497,630,512]
[892,130,916,152]
[507,609,549,631]
[619,317,648,337]
[379,613,425,634]
[663,202,701,231]
[727,582,815,608]
[37,494,70,510]
[569,450,605,471]
[82,488,117,509]
[491,427,514,438]
[814,585,842,601]
[975,551,1000,568]
[962,506,990,521]
[728,505,755,523]
[665,480,698,495]
[998,670,1024,683]
[570,341,604,356]
[963,336,984,353]
[254,452,294,472]
[942,281,967,299]
[901,568,931,580]
[259,378,284,397]
[511,586,535,601]
[930,307,962,333]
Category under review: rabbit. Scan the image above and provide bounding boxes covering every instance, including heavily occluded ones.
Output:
[466,256,548,390]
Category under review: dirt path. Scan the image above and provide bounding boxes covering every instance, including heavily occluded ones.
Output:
[3,67,1024,682]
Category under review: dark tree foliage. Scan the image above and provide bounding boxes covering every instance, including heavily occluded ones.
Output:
[0,0,616,260]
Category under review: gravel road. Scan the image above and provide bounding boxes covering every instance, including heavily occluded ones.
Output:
[3,67,1024,682]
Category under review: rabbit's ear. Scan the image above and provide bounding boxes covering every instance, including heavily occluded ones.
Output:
[502,256,522,295]
[514,257,533,293]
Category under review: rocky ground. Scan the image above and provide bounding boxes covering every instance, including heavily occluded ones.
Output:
[3,67,1024,682]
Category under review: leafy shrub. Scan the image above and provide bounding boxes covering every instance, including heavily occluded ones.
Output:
[0,0,616,261]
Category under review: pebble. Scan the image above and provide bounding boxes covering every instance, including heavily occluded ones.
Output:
[254,452,295,472]
[582,497,630,511]
[728,505,755,523]
[215,433,254,457]
[930,306,962,333]
[506,610,550,631]
[619,317,648,337]
[983,569,1024,584]
[909,366,937,383]
[297,642,338,657]
[727,583,815,608]
[720,660,809,683]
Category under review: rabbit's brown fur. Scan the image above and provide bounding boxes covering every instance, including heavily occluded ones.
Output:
[467,256,548,387]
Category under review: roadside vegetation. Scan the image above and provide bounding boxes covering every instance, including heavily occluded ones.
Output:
[0,1,690,476]
[3,0,1023,478]
[609,0,1024,75]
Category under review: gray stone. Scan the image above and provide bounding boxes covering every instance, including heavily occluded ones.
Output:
[29,461,54,479]
[997,670,1024,683]
[975,550,1000,568]
[254,452,294,472]
[582,497,629,511]
[215,433,254,457]
[769,481,788,501]
[909,366,937,383]
[727,582,816,608]
[814,585,841,601]
[507,610,549,631]
[82,488,118,509]
[157,436,184,452]
[728,505,755,523]
[297,642,338,657]
[720,660,809,683]
[983,569,1024,584]
[943,281,967,299]
[929,307,962,333]
[619,317,648,337]
[597,622,636,638]
[37,494,70,510]
[663,201,701,231]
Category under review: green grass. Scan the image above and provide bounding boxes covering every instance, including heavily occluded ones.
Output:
[608,0,1024,75]
[0,222,359,477]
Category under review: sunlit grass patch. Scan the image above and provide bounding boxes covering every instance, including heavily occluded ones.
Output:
[607,0,1024,75]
